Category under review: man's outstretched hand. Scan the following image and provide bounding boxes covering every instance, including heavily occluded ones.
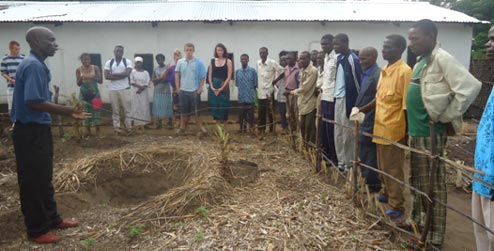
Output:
[72,108,91,119]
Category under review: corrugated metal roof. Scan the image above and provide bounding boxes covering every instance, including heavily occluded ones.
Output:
[0,0,484,24]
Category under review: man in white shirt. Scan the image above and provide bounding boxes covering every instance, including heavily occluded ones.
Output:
[104,45,132,133]
[319,34,338,165]
[257,47,283,139]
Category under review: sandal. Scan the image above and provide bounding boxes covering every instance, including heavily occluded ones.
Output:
[385,209,403,220]
[377,194,388,203]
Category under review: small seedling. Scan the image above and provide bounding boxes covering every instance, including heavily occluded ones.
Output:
[61,132,73,143]
[325,233,333,242]
[100,199,110,208]
[173,221,185,229]
[80,238,96,250]
[128,223,145,239]
[195,231,205,242]
[196,206,209,218]
[400,242,409,249]
[320,193,329,201]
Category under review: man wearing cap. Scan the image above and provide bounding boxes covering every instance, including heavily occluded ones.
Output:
[104,45,133,133]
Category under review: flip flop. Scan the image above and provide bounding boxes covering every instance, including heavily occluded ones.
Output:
[385,209,403,220]
[377,194,388,203]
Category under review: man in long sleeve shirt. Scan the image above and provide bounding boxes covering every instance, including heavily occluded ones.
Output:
[333,33,362,171]
[290,51,318,148]
[407,19,481,247]
[319,34,338,165]
[235,53,258,133]
[257,47,283,138]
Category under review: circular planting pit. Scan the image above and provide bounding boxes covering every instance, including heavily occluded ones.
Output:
[53,142,260,223]
[55,148,193,207]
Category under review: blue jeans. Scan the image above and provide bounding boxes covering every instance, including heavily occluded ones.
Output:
[277,101,288,129]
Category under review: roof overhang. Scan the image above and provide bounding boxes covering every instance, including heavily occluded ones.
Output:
[0,0,487,24]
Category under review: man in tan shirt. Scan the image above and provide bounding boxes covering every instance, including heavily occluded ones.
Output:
[290,51,318,148]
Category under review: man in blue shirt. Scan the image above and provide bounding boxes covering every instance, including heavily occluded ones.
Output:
[12,26,89,244]
[350,47,381,193]
[472,24,494,251]
[174,43,207,134]
[235,53,257,133]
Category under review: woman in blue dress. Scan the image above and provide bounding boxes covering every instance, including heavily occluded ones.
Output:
[151,53,173,129]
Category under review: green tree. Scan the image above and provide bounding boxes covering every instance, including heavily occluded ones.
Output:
[452,0,493,59]
[427,0,493,59]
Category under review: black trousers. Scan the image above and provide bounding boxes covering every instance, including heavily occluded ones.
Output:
[320,100,338,165]
[358,134,382,192]
[13,123,61,238]
[258,99,274,133]
[239,102,254,132]
[300,109,316,147]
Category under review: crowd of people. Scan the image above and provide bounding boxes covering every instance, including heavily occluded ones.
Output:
[4,19,494,251]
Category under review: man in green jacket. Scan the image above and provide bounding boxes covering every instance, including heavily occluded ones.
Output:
[407,19,481,247]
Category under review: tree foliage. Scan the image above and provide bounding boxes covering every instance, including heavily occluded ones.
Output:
[427,0,493,59]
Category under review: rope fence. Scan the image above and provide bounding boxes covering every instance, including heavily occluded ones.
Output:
[2,87,488,249]
[311,111,493,249]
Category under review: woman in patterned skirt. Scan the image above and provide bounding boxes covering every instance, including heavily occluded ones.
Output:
[151,53,173,129]
[76,53,103,136]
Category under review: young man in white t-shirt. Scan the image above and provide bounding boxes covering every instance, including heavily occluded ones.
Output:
[104,45,132,133]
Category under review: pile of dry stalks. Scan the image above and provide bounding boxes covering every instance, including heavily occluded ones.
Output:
[54,140,232,231]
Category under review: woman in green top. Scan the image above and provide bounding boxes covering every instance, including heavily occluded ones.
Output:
[76,53,103,136]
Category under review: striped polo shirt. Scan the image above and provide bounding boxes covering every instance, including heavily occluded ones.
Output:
[1,54,25,87]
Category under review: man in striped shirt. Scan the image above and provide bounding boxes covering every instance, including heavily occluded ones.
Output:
[1,40,25,114]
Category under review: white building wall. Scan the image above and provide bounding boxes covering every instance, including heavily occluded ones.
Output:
[0,21,473,104]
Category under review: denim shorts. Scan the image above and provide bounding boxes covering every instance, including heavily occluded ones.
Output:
[179,90,198,116]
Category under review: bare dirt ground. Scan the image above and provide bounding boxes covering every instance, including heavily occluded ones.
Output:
[0,118,480,251]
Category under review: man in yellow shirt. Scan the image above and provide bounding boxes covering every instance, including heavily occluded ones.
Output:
[373,34,412,220]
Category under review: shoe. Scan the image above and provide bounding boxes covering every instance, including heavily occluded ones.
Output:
[32,232,60,244]
[385,209,403,220]
[377,194,388,203]
[54,220,79,229]
[337,165,346,174]
[176,128,184,135]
